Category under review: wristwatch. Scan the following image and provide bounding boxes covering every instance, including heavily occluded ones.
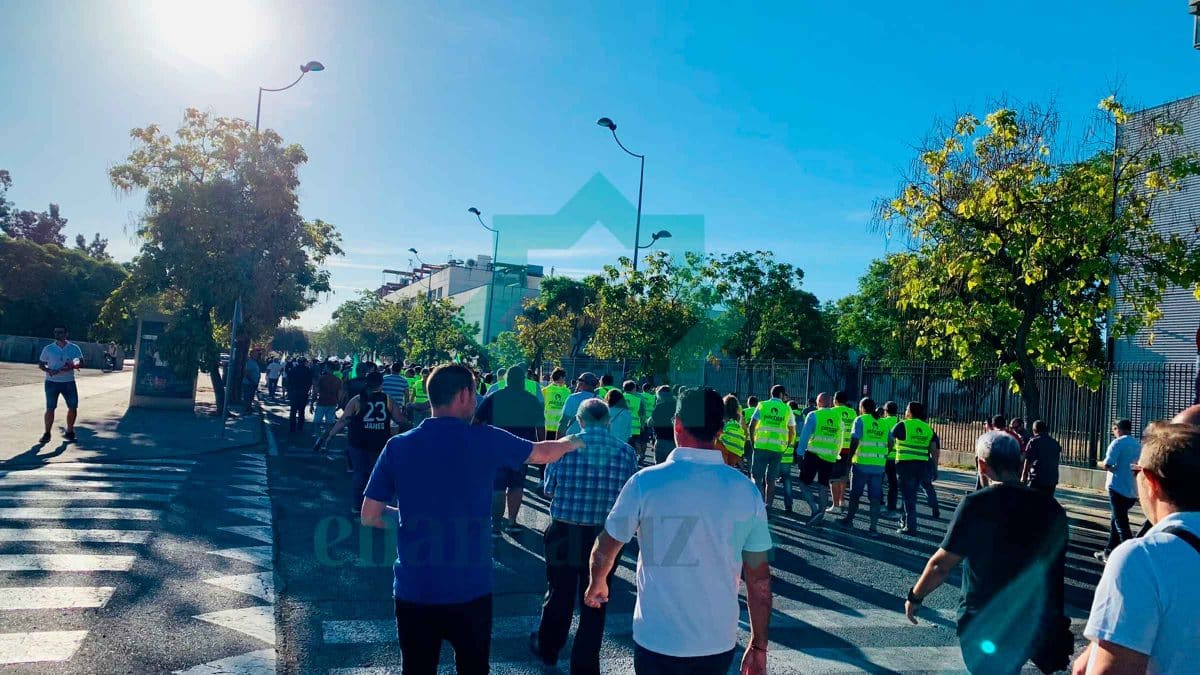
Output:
[907,587,923,604]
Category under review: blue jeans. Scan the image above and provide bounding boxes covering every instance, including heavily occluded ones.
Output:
[45,380,79,410]
[849,466,884,505]
[780,464,794,511]
[349,445,381,512]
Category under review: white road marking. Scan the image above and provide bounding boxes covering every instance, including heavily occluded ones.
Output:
[0,469,187,482]
[0,507,161,520]
[231,484,268,495]
[0,586,115,609]
[208,546,273,568]
[0,554,136,571]
[173,649,276,675]
[194,606,275,645]
[3,462,189,473]
[218,525,273,544]
[124,458,199,466]
[227,495,271,508]
[0,630,89,664]
[0,478,181,491]
[0,528,151,543]
[225,508,272,524]
[202,572,274,602]
[0,491,172,502]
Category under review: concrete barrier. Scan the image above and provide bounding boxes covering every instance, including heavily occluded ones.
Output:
[0,334,125,370]
[938,448,1108,491]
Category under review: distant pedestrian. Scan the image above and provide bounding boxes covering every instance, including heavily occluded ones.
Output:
[906,431,1072,675]
[623,379,648,457]
[312,362,343,439]
[410,367,431,423]
[1021,420,1061,496]
[1075,422,1200,675]
[265,356,283,399]
[474,366,545,534]
[557,371,599,437]
[541,367,571,441]
[316,371,406,514]
[584,387,772,675]
[748,384,796,508]
[716,395,746,468]
[242,350,261,408]
[649,385,677,464]
[38,325,83,444]
[839,397,888,535]
[360,364,581,675]
[285,357,313,432]
[381,362,410,405]
[888,401,939,535]
[880,401,901,517]
[1094,419,1141,564]
[1007,416,1029,452]
[530,398,637,674]
[605,388,632,443]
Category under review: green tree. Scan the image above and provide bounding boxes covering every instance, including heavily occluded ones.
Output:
[0,170,12,225]
[74,233,111,261]
[2,202,68,246]
[514,305,575,369]
[0,237,128,339]
[407,297,480,364]
[486,331,527,369]
[879,99,1200,419]
[270,325,309,355]
[833,254,927,362]
[531,276,599,356]
[102,108,341,409]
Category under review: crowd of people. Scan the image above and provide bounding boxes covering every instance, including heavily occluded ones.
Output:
[233,357,1198,675]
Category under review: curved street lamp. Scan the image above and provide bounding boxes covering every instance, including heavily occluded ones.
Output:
[469,207,499,344]
[256,60,325,132]
[596,116,647,272]
[639,229,672,252]
[408,247,432,296]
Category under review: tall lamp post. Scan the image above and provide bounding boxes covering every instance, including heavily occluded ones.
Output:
[596,116,646,272]
[408,248,433,297]
[469,207,498,344]
[222,60,325,427]
[639,230,673,260]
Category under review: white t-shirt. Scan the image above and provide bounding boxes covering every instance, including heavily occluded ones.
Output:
[604,447,772,657]
[1084,511,1200,674]
[266,361,284,379]
[1103,436,1141,498]
[40,342,84,383]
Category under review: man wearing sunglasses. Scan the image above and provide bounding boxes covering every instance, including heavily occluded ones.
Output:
[38,325,84,444]
[1075,423,1200,675]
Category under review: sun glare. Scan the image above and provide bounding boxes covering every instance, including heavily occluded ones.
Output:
[150,0,258,69]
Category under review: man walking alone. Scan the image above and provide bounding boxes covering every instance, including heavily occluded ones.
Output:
[38,326,84,444]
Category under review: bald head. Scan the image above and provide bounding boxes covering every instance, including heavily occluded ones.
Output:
[816,392,831,409]
[1172,404,1200,427]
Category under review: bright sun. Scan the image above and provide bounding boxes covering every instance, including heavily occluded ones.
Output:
[150,0,258,69]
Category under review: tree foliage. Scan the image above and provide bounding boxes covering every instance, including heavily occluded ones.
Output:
[318,292,479,365]
[0,237,128,340]
[879,99,1200,418]
[2,202,69,246]
[531,276,598,356]
[270,325,310,354]
[74,233,111,261]
[832,254,928,362]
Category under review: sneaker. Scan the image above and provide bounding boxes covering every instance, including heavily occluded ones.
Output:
[1093,551,1109,564]
[64,430,76,442]
[806,509,826,527]
[827,505,844,516]
[896,527,917,535]
[38,432,51,444]
[528,632,555,666]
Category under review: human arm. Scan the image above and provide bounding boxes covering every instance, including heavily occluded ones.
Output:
[319,397,359,447]
[528,434,583,464]
[387,397,407,425]
[1071,640,1149,675]
[360,496,398,529]
[582,531,624,609]
[741,550,772,675]
[797,414,816,453]
[905,548,963,624]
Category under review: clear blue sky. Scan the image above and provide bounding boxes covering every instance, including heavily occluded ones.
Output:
[1,1,1196,328]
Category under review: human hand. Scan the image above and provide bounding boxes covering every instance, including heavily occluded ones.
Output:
[583,578,609,609]
[740,645,766,675]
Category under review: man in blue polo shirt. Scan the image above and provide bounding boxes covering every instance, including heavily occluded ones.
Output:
[360,363,583,675]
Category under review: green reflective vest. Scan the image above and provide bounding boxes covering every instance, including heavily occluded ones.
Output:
[720,419,746,458]
[597,385,616,401]
[782,412,799,464]
[853,415,889,467]
[543,384,571,432]
[753,399,792,454]
[743,407,755,422]
[880,415,900,460]
[624,391,644,434]
[405,377,417,401]
[808,408,842,463]
[896,419,934,462]
[412,376,428,404]
[833,405,856,451]
[641,392,655,420]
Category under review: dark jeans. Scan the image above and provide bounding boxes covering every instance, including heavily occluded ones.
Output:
[780,463,794,511]
[897,460,927,530]
[921,461,940,516]
[537,520,613,675]
[349,444,381,512]
[633,645,736,675]
[288,393,309,431]
[885,459,898,510]
[267,377,279,398]
[395,593,492,675]
[1106,489,1137,553]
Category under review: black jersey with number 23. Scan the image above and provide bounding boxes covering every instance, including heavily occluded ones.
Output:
[350,390,393,450]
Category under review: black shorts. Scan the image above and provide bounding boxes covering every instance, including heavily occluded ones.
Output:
[831,455,852,482]
[799,453,835,486]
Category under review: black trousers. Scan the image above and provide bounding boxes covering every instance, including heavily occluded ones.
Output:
[395,594,492,675]
[536,520,613,675]
[288,392,309,431]
[897,460,927,530]
[633,645,736,675]
[885,459,898,510]
[1106,489,1137,553]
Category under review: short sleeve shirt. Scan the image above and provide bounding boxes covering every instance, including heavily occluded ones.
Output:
[605,447,771,658]
[364,416,533,604]
[40,342,84,383]
[1103,436,1141,498]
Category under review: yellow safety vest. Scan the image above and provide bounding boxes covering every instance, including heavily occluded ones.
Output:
[808,408,842,463]
[853,415,889,467]
[641,392,655,420]
[719,419,746,458]
[412,377,428,404]
[743,406,754,421]
[405,376,417,401]
[896,419,935,462]
[624,391,643,434]
[880,415,900,460]
[752,400,792,454]
[833,405,856,451]
[597,385,616,401]
[543,384,571,432]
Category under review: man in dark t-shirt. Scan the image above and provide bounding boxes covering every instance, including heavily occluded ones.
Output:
[1021,420,1061,496]
[474,366,545,534]
[905,431,1071,675]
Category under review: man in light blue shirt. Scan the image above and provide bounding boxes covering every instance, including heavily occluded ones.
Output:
[1095,419,1141,563]
[557,372,599,436]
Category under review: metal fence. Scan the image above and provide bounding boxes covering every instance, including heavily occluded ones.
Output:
[549,356,1197,469]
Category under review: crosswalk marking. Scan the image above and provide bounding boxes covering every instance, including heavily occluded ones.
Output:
[0,630,89,664]
[218,525,273,543]
[232,484,268,495]
[0,478,181,491]
[226,508,272,524]
[0,586,115,609]
[0,469,188,482]
[0,528,151,543]
[209,546,273,568]
[202,572,274,602]
[0,491,173,502]
[0,507,161,520]
[0,554,136,571]
[228,495,271,508]
[194,606,276,645]
[3,462,189,473]
[173,649,276,675]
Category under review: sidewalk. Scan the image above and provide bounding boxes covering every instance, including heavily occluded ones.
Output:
[0,363,261,466]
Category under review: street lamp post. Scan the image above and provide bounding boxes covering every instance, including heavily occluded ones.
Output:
[408,248,433,297]
[638,229,673,256]
[596,116,646,272]
[222,59,325,428]
[469,207,498,344]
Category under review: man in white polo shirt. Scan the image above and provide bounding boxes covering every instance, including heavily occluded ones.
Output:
[584,387,772,675]
[38,325,84,444]
[1074,422,1200,675]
